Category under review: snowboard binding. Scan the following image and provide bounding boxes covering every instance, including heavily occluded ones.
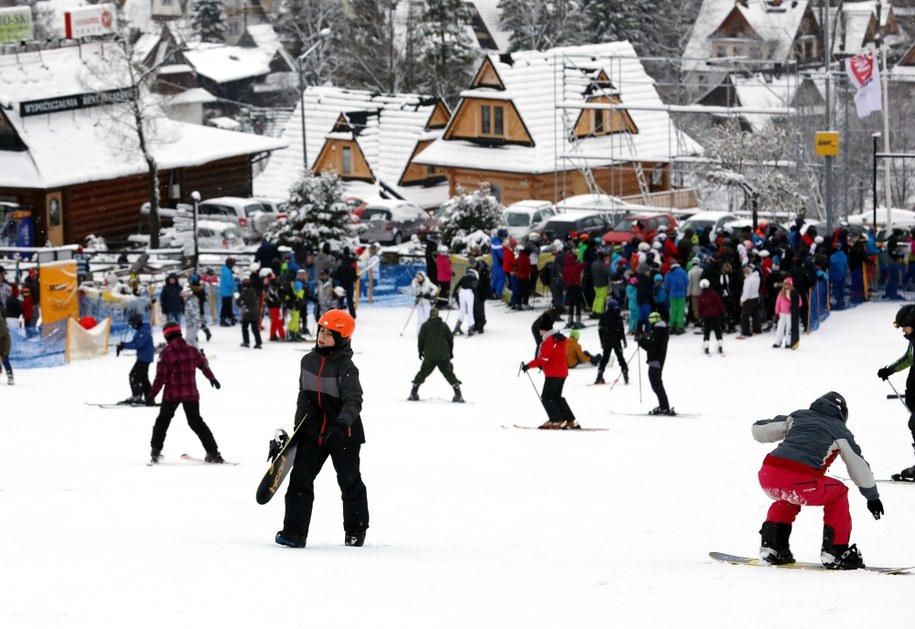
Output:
[267,429,289,462]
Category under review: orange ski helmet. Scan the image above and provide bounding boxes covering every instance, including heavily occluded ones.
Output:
[318,309,356,338]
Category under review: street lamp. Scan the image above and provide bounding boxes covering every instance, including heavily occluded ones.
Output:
[191,190,201,274]
[872,132,881,228]
[298,28,332,172]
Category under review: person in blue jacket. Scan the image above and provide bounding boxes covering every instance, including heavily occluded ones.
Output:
[116,313,156,405]
[828,244,848,310]
[219,257,238,326]
[662,262,688,334]
[158,273,183,323]
[490,229,506,298]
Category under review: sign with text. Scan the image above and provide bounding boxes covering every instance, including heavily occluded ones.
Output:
[64,3,116,39]
[815,131,839,157]
[19,88,134,117]
[0,6,33,44]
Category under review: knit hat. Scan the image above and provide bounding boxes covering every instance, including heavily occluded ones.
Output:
[430,307,440,318]
[699,278,710,289]
[163,321,182,341]
[570,329,580,340]
[784,277,794,286]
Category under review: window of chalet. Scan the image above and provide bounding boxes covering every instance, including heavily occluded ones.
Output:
[481,104,505,137]
[342,147,353,174]
[593,109,605,134]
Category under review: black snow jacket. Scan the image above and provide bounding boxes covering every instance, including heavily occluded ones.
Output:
[598,307,626,347]
[418,315,454,362]
[636,321,669,369]
[294,341,365,447]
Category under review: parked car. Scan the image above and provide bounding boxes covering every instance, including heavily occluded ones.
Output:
[161,219,244,251]
[537,210,616,244]
[554,194,650,228]
[359,199,437,244]
[500,200,557,241]
[676,211,739,241]
[196,197,278,242]
[346,196,370,220]
[601,212,679,246]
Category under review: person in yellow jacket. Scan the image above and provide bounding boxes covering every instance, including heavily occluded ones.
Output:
[566,329,601,368]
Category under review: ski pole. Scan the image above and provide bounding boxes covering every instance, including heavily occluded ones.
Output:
[399,302,417,336]
[636,343,643,404]
[886,379,911,413]
[524,370,542,401]
[608,345,639,391]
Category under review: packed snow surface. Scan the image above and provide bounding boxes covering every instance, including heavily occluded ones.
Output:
[2,298,914,627]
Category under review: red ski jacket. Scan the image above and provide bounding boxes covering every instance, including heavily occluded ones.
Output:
[149,336,217,403]
[526,331,569,378]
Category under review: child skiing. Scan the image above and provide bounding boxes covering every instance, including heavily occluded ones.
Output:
[276,309,369,549]
[596,299,628,385]
[521,315,578,429]
[116,313,154,404]
[636,311,673,415]
[148,322,224,464]
[876,304,915,480]
[409,308,463,403]
[752,392,883,569]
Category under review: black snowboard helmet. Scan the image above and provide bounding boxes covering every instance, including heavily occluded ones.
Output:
[894,305,915,329]
[128,313,143,329]
[819,391,849,423]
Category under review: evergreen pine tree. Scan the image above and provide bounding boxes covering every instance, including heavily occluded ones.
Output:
[438,186,503,253]
[418,0,478,106]
[498,0,586,51]
[192,0,227,44]
[265,173,359,251]
[338,0,415,93]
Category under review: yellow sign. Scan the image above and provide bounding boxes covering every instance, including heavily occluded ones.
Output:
[39,260,79,331]
[815,131,840,157]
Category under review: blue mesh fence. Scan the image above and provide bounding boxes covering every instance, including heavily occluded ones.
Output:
[808,280,829,333]
[8,319,66,369]
[79,294,152,340]
[359,262,426,307]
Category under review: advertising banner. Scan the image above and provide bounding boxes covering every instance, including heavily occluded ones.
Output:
[39,260,79,331]
[846,50,881,119]
[64,3,116,39]
[0,6,33,45]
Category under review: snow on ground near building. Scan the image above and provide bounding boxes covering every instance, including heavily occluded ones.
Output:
[2,298,915,627]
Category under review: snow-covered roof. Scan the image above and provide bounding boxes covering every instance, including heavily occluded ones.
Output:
[681,0,814,74]
[722,73,798,131]
[182,41,272,84]
[254,86,449,207]
[414,42,702,175]
[0,42,286,189]
[468,0,512,52]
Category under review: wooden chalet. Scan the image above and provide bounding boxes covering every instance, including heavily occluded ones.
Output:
[0,41,285,246]
[254,87,451,209]
[412,42,702,208]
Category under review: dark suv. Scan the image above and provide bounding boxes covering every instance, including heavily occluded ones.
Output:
[537,211,615,244]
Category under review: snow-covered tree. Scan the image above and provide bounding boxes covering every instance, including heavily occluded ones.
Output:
[266,172,360,251]
[191,0,227,44]
[274,0,344,86]
[437,185,503,252]
[418,0,478,106]
[498,0,587,51]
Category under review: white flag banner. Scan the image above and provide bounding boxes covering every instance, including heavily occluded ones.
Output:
[846,50,881,118]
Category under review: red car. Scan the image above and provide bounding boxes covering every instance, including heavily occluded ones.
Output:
[601,212,679,246]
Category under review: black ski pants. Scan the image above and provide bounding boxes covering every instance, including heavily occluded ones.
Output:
[598,339,627,376]
[540,376,575,423]
[284,438,369,540]
[150,401,219,454]
[129,361,151,399]
[648,365,670,411]
[413,358,460,386]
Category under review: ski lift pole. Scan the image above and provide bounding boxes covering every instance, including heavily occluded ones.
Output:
[399,302,417,337]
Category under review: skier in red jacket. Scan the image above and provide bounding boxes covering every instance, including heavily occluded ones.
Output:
[148,321,224,464]
[522,314,578,429]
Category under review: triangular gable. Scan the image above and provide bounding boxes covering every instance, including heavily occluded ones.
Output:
[442,98,533,146]
[470,57,505,90]
[696,75,740,108]
[426,101,451,130]
[0,109,26,151]
[331,114,352,134]
[900,41,915,67]
[572,95,638,137]
[312,138,375,182]
[712,6,762,41]
[399,140,447,186]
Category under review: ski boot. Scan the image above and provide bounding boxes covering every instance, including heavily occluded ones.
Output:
[275,530,306,548]
[594,372,606,385]
[150,448,162,465]
[759,521,795,565]
[453,323,464,336]
[452,385,464,403]
[562,420,581,430]
[203,325,212,342]
[718,345,724,354]
[623,371,630,384]
[345,526,367,547]
[538,421,563,430]
[648,406,671,416]
[821,525,865,570]
[589,353,602,366]
[703,341,710,355]
[891,465,915,482]
[205,451,226,464]
[6,372,13,385]
[409,384,420,402]
[119,395,143,405]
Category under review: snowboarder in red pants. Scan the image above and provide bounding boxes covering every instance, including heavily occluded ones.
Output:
[751,392,883,569]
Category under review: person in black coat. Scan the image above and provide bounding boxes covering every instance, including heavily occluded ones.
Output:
[158,273,184,323]
[277,309,369,549]
[334,248,358,318]
[595,299,628,385]
[409,308,463,402]
[636,311,673,415]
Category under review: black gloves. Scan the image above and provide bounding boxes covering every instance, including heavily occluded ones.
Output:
[520,362,530,373]
[877,367,893,381]
[868,499,884,520]
[321,423,345,450]
[211,379,221,389]
[116,343,124,357]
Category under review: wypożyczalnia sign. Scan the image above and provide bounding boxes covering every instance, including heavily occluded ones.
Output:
[0,6,33,45]
[19,88,134,117]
